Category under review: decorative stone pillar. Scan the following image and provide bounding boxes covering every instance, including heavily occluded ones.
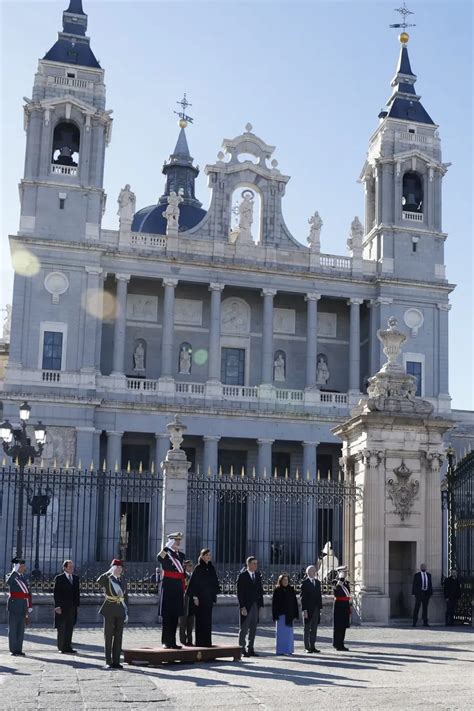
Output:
[106,431,123,472]
[159,278,178,392]
[154,434,170,474]
[75,425,97,566]
[82,266,104,372]
[151,434,169,557]
[203,435,220,477]
[334,317,452,624]
[370,297,393,372]
[161,416,191,549]
[437,303,451,411]
[256,438,274,564]
[206,283,224,399]
[111,274,130,376]
[348,298,363,395]
[259,288,276,399]
[305,293,321,390]
[302,441,319,480]
[257,438,273,477]
[75,426,95,470]
[102,431,123,560]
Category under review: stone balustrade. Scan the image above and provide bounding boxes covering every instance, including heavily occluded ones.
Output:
[50,164,77,176]
[402,211,424,222]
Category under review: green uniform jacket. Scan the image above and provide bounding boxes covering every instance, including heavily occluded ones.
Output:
[96,573,128,619]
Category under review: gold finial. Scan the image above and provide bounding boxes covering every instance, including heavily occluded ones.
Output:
[102,459,106,472]
[90,460,94,471]
[263,467,267,479]
[78,458,82,470]
[208,466,212,477]
[274,467,278,479]
[115,460,119,472]
[295,468,299,480]
[127,460,131,473]
[390,3,415,45]
[230,465,234,477]
[284,468,289,480]
[399,31,409,44]
[65,459,69,470]
[139,460,143,473]
[174,93,193,128]
[151,460,155,474]
[252,466,256,478]
[219,465,223,476]
[306,469,311,481]
[241,466,245,478]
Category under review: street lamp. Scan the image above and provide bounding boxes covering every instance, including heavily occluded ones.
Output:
[0,401,47,557]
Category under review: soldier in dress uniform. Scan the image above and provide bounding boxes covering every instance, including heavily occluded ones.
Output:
[97,559,128,669]
[333,566,351,651]
[5,557,32,656]
[157,532,186,649]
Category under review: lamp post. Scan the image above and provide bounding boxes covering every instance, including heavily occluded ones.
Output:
[0,402,47,557]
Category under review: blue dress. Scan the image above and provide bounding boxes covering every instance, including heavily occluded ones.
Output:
[276,614,294,654]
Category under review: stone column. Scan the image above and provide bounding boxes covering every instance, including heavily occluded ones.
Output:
[151,434,169,558]
[111,273,130,376]
[260,289,276,398]
[348,298,363,395]
[437,303,451,410]
[257,438,273,477]
[203,435,220,477]
[101,431,123,560]
[75,426,96,567]
[82,267,103,372]
[302,441,318,480]
[154,434,170,474]
[255,438,273,565]
[6,276,27,368]
[160,278,178,385]
[305,293,321,390]
[161,417,191,549]
[206,283,224,398]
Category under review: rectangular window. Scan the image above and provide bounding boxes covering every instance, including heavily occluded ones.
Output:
[406,360,422,396]
[42,331,63,370]
[221,347,245,385]
[59,198,65,210]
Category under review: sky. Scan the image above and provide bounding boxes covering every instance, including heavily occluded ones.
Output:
[0,0,472,409]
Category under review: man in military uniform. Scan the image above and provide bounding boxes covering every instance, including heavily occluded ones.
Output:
[5,557,32,656]
[333,566,351,651]
[97,559,128,669]
[157,532,186,649]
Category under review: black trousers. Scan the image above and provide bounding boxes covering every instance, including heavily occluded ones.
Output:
[103,615,124,666]
[445,599,457,626]
[179,613,195,645]
[57,607,76,651]
[413,593,430,625]
[162,614,179,646]
[195,605,213,647]
[333,624,347,649]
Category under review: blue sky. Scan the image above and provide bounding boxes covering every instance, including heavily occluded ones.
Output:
[1,0,472,409]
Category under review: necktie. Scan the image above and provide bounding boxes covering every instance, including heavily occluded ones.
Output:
[251,573,255,582]
[312,579,315,586]
[422,573,426,591]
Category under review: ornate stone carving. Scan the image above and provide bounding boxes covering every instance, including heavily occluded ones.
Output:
[44,272,69,304]
[133,340,146,371]
[40,426,76,468]
[347,216,363,256]
[318,312,337,338]
[162,189,184,235]
[404,308,424,336]
[117,184,136,230]
[273,308,295,334]
[307,211,323,251]
[175,298,203,326]
[126,295,158,322]
[179,343,192,374]
[1,304,12,342]
[167,415,186,450]
[231,189,255,243]
[316,354,330,386]
[425,451,445,472]
[386,461,419,521]
[273,351,286,382]
[221,298,250,335]
[363,449,385,468]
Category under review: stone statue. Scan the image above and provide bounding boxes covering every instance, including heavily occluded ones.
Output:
[117,184,136,229]
[273,353,286,382]
[232,189,254,242]
[133,341,145,371]
[316,355,330,385]
[167,415,186,450]
[2,304,12,342]
[307,211,323,250]
[347,215,364,254]
[179,345,191,375]
[162,188,184,234]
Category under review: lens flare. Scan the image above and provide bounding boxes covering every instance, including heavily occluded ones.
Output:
[11,247,40,277]
[81,288,117,320]
[194,349,208,366]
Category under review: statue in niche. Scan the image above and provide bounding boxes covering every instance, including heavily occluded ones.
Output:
[307,211,323,250]
[273,352,286,382]
[2,304,12,341]
[117,184,136,229]
[162,188,184,233]
[133,341,145,371]
[231,189,254,242]
[179,344,192,374]
[316,354,330,386]
[347,215,364,254]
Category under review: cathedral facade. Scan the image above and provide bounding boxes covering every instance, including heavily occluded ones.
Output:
[3,0,469,485]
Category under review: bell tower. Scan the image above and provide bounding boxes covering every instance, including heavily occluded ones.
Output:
[359,32,449,281]
[19,0,112,242]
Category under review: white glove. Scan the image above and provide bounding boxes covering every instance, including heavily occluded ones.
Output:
[124,615,129,624]
[28,608,33,613]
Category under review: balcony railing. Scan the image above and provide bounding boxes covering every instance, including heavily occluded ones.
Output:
[320,254,352,270]
[130,233,167,249]
[53,76,89,89]
[51,164,78,176]
[402,211,423,222]
[223,385,258,400]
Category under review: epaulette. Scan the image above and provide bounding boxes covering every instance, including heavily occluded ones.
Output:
[158,549,167,559]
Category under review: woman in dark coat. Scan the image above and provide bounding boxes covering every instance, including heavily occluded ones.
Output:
[333,570,351,651]
[187,549,221,647]
[272,573,299,655]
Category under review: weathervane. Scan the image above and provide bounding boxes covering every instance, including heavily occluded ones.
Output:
[174,93,194,128]
[390,2,415,44]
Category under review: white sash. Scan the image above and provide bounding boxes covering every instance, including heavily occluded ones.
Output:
[167,549,184,573]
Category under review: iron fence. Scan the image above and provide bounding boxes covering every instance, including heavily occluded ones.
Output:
[186,469,361,594]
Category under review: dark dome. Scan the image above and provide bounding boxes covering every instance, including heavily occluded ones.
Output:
[131,203,207,235]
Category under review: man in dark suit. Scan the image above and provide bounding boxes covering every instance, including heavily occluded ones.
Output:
[237,556,264,657]
[443,569,461,626]
[53,559,80,653]
[300,565,323,653]
[412,563,433,627]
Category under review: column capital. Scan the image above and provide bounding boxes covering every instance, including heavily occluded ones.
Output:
[115,273,131,283]
[107,430,124,437]
[305,292,321,302]
[209,282,225,293]
[372,296,393,306]
[347,297,364,306]
[163,277,178,288]
[75,426,96,433]
[261,288,277,298]
[437,303,451,311]
[155,433,170,441]
[302,441,320,448]
[85,266,103,276]
[257,438,274,445]
[203,435,221,443]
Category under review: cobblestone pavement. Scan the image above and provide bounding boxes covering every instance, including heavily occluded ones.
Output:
[0,624,472,710]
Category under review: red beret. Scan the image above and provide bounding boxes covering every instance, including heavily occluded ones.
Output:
[111,559,123,566]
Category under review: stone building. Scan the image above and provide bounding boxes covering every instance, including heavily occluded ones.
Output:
[1,1,473,563]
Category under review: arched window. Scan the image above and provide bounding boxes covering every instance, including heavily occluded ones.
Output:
[402,172,423,213]
[178,342,192,375]
[52,121,80,167]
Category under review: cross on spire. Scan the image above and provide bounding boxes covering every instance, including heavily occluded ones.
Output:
[174,93,194,127]
[390,2,416,31]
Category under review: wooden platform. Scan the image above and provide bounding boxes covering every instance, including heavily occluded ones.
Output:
[123,644,242,665]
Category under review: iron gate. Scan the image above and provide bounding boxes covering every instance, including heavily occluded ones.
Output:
[443,449,474,625]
